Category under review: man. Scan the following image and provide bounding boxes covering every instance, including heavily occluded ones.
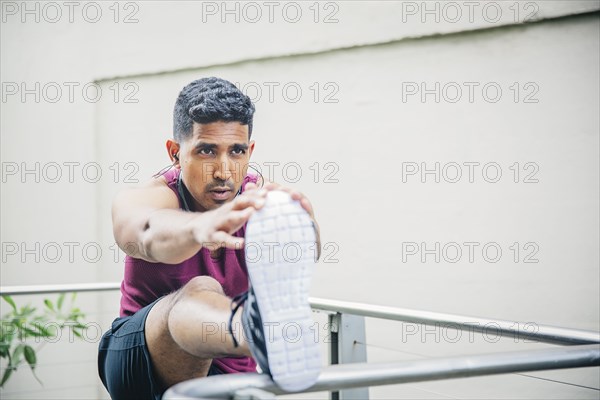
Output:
[98,77,321,399]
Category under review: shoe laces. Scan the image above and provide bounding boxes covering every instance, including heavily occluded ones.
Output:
[228,291,248,348]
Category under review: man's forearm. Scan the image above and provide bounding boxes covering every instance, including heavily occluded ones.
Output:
[135,209,203,264]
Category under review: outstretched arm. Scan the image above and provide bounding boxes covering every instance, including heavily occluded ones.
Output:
[112,180,267,264]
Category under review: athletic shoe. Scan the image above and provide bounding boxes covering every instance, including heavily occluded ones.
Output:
[230,190,321,391]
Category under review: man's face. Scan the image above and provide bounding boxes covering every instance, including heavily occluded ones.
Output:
[174,121,254,212]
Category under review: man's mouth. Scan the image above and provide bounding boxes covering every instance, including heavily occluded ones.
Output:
[209,187,232,201]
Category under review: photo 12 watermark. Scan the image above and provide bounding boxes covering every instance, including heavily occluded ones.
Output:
[1,1,140,23]
[401,162,539,184]
[397,321,540,344]
[200,1,340,24]
[401,241,540,264]
[249,161,340,184]
[189,160,341,185]
[233,81,340,104]
[0,319,103,344]
[1,161,140,184]
[1,82,140,104]
[401,82,540,104]
[399,1,539,24]
[244,241,339,264]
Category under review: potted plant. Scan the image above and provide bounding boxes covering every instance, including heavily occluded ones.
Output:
[0,293,88,387]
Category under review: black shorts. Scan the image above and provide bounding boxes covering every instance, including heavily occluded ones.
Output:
[98,298,222,400]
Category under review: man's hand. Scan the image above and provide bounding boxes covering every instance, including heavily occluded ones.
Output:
[190,186,267,251]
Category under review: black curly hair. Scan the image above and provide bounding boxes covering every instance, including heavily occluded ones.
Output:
[173,77,255,141]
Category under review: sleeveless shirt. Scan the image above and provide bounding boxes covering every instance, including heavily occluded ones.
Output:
[119,167,258,373]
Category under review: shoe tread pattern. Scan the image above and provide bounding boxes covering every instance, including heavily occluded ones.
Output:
[245,191,321,391]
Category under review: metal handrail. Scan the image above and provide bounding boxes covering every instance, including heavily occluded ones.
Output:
[162,344,600,399]
[309,297,600,345]
[1,283,598,345]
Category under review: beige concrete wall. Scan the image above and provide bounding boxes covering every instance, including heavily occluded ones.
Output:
[1,1,599,399]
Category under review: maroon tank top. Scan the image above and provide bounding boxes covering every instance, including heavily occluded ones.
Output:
[119,167,257,373]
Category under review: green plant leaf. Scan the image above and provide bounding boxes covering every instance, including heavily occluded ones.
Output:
[0,366,13,388]
[69,313,85,322]
[31,322,53,337]
[11,343,25,367]
[23,345,36,371]
[21,325,46,338]
[0,342,9,358]
[43,299,54,312]
[1,320,17,342]
[2,296,17,313]
[5,345,12,365]
[31,369,43,386]
[19,306,36,318]
[56,294,65,311]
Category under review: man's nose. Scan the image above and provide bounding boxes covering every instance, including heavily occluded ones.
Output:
[213,156,232,181]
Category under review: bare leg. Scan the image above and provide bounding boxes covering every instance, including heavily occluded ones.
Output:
[144,276,251,390]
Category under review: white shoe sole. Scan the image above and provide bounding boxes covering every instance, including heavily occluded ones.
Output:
[245,190,321,392]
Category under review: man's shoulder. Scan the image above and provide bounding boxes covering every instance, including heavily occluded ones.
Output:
[123,167,178,192]
[112,170,179,210]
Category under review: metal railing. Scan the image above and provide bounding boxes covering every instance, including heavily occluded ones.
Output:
[2,283,599,400]
[163,345,600,399]
[310,297,600,345]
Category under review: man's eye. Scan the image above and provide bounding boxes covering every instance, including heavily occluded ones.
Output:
[199,149,213,155]
[232,149,246,155]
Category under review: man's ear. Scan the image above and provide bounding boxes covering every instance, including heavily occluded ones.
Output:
[166,139,180,166]
[248,140,255,159]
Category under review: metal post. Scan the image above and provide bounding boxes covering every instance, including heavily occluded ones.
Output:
[329,313,369,400]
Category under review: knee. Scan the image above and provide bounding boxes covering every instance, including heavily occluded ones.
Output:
[166,276,226,346]
[181,276,225,297]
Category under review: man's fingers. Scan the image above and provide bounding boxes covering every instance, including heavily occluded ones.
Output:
[263,183,315,217]
[208,231,244,250]
[299,197,314,217]
[263,182,281,191]
[219,207,255,233]
[231,190,267,211]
